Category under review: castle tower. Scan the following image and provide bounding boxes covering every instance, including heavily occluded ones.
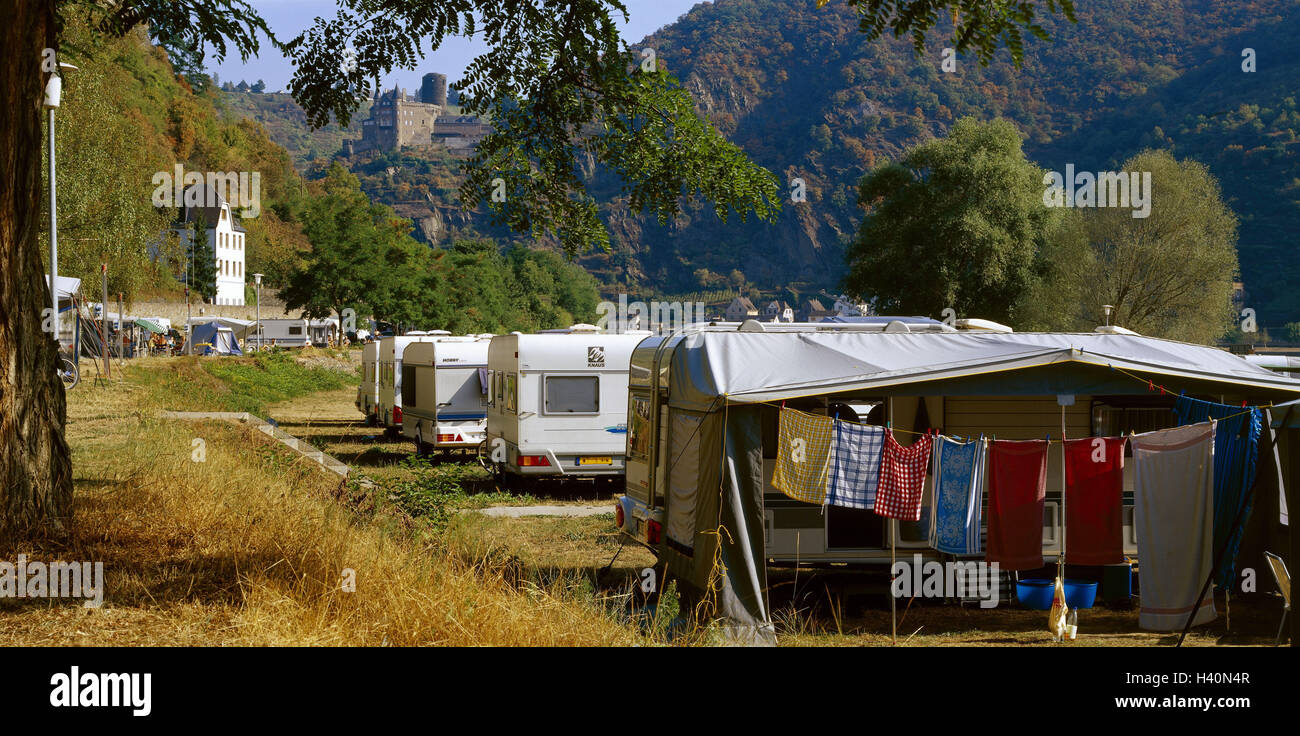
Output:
[421,72,448,107]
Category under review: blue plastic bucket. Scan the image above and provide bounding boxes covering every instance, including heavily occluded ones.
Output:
[1016,579,1055,610]
[1064,579,1098,609]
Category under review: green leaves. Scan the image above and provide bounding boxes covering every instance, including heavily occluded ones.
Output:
[285,1,780,259]
[839,0,1076,67]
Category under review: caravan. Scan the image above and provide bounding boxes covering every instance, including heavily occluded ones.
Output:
[401,336,492,454]
[377,331,451,433]
[485,328,648,486]
[356,341,381,424]
[612,320,1300,633]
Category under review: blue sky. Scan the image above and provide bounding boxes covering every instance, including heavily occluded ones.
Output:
[208,0,709,93]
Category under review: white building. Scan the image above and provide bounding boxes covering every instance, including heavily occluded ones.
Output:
[763,300,794,322]
[178,184,247,306]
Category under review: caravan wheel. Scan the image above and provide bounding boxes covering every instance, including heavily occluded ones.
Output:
[414,429,428,457]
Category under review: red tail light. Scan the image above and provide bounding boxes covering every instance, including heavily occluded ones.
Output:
[614,503,625,530]
[518,454,551,467]
[646,519,663,544]
[393,406,403,424]
[437,433,457,443]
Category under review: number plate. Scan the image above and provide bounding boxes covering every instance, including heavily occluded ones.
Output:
[577,456,613,466]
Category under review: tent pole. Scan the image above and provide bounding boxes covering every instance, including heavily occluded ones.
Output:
[891,525,897,646]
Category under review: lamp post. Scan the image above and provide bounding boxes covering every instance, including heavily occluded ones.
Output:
[252,273,262,350]
[43,61,77,346]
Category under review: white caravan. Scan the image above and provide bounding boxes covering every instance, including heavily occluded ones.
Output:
[377,331,451,432]
[485,329,648,485]
[401,336,492,454]
[356,341,381,424]
[250,318,311,349]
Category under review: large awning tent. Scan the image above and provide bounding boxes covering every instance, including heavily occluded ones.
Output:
[182,321,243,356]
[657,330,1300,643]
[44,274,81,313]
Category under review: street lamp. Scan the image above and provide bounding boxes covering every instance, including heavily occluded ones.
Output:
[252,273,263,350]
[43,61,77,345]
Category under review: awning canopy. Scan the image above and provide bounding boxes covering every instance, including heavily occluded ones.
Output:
[44,274,81,312]
[667,331,1300,411]
[135,318,166,334]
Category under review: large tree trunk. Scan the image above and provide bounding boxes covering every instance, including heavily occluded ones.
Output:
[0,0,73,539]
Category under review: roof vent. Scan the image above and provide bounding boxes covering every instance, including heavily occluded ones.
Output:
[883,320,912,333]
[1095,325,1139,336]
[738,319,767,332]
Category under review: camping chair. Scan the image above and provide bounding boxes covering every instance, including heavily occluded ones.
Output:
[1264,552,1291,646]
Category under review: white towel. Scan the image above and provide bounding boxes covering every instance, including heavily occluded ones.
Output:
[1132,421,1218,631]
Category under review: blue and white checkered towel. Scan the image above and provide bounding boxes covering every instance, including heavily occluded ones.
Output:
[827,421,886,510]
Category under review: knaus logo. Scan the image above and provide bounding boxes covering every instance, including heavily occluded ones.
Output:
[892,554,1001,608]
[1043,164,1152,218]
[587,346,605,367]
[151,165,262,218]
[50,667,151,717]
[596,294,706,335]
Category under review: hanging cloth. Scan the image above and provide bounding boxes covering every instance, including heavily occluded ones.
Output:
[874,430,933,521]
[827,420,886,510]
[772,408,834,505]
[1172,396,1262,589]
[928,435,986,555]
[1132,421,1217,631]
[1064,437,1127,565]
[986,439,1049,571]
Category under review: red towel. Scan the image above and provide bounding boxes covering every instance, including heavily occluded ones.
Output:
[1064,437,1126,565]
[874,430,933,521]
[987,440,1048,570]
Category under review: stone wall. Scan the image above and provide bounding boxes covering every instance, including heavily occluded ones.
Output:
[129,298,301,326]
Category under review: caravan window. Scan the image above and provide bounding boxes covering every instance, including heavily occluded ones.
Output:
[401,365,417,406]
[486,371,495,407]
[544,375,599,414]
[289,325,303,336]
[505,374,517,413]
[628,394,651,459]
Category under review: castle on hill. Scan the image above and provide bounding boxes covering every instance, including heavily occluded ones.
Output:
[345,73,492,155]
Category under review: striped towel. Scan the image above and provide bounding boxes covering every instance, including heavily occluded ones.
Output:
[772,408,834,505]
[928,436,986,554]
[874,430,933,521]
[827,421,886,510]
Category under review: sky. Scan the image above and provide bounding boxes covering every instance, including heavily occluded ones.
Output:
[208,0,709,94]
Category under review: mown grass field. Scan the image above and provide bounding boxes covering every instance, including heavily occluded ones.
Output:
[2,351,1286,646]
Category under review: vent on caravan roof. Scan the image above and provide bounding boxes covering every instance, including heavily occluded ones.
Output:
[404,330,427,336]
[425,330,452,336]
[567,323,600,333]
[955,318,1014,333]
[1095,325,1139,335]
[738,319,766,332]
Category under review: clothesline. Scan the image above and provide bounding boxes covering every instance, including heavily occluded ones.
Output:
[1098,359,1271,423]
[770,404,1088,444]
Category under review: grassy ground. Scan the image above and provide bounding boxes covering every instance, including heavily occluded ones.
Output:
[0,354,644,646]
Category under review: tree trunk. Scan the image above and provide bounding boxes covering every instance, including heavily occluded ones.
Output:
[0,0,73,539]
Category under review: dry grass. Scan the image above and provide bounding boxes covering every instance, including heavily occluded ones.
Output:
[0,364,641,646]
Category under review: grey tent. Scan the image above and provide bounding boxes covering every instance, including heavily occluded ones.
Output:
[648,328,1300,642]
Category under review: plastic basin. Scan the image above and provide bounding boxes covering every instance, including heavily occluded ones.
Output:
[1016,579,1055,610]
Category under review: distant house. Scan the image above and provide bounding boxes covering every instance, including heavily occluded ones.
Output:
[763,300,794,323]
[725,296,759,322]
[177,183,247,306]
[833,295,871,317]
[797,298,836,322]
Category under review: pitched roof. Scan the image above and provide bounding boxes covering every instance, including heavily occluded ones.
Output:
[181,183,247,233]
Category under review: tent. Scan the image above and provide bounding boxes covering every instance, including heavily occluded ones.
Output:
[183,321,243,355]
[652,329,1300,641]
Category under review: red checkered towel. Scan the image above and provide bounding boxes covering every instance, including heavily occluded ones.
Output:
[874,430,933,521]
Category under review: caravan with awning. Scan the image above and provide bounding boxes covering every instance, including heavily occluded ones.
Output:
[612,321,1300,642]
